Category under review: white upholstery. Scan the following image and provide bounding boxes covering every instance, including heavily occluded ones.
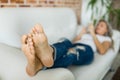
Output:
[0,43,75,80]
[0,8,120,80]
[112,30,120,53]
[69,50,117,80]
[0,8,77,48]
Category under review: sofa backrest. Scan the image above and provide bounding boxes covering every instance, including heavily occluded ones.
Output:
[0,8,77,48]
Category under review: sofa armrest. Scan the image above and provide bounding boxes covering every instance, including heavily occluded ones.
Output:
[0,43,75,80]
[32,68,75,80]
[112,30,120,53]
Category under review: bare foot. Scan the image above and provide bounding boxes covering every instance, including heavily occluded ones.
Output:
[21,35,43,76]
[30,24,54,67]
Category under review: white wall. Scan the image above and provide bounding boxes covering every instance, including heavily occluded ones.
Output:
[81,0,111,26]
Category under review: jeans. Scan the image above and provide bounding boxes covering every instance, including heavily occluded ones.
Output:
[50,38,94,68]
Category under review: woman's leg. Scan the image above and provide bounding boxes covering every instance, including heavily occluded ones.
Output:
[71,43,94,65]
[21,35,43,76]
[51,54,76,68]
[52,38,73,61]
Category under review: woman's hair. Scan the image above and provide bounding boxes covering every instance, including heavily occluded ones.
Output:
[95,19,113,37]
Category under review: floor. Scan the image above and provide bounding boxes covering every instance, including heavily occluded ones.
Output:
[103,51,120,80]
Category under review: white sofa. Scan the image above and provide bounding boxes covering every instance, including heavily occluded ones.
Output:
[0,8,120,80]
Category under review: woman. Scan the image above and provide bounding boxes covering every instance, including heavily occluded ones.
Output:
[21,19,112,76]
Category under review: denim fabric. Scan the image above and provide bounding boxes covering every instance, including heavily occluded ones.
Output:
[72,43,94,65]
[52,38,73,61]
[51,54,76,68]
[50,38,94,68]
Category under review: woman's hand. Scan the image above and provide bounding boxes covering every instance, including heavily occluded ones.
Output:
[79,27,87,36]
[72,27,87,43]
[88,24,95,36]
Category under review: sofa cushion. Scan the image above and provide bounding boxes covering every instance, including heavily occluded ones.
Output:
[0,8,77,48]
[69,49,116,80]
[0,43,75,80]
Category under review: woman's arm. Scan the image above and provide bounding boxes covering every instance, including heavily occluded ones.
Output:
[89,24,111,55]
[92,35,111,55]
[72,27,87,43]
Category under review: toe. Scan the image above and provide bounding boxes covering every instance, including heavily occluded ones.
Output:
[28,38,35,55]
[35,24,44,33]
[21,35,27,44]
[27,38,30,45]
[32,27,38,35]
[30,29,35,37]
[31,27,36,34]
[28,33,33,38]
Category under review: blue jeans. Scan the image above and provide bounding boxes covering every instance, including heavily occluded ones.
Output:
[50,38,94,68]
